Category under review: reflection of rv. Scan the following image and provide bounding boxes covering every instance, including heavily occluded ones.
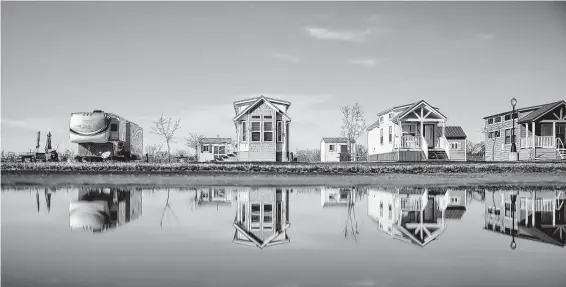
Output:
[368,188,458,247]
[69,188,143,232]
[320,187,355,207]
[69,110,143,161]
[195,187,234,207]
[484,190,566,247]
[233,188,291,249]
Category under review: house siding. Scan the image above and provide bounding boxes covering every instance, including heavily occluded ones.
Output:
[448,139,466,161]
[321,141,347,162]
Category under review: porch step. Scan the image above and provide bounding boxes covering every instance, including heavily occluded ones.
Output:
[558,149,566,160]
[427,150,448,160]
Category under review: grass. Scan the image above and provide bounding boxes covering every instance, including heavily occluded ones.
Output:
[2,161,566,174]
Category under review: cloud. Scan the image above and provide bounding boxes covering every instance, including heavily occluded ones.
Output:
[476,33,496,40]
[268,52,301,63]
[304,26,373,43]
[348,58,380,67]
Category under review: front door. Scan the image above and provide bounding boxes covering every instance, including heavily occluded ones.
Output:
[340,144,349,161]
[423,124,435,149]
[557,124,566,147]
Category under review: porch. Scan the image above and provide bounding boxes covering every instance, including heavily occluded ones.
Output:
[392,122,452,160]
[518,101,566,150]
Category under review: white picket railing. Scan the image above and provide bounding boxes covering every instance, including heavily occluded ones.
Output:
[520,198,556,212]
[395,135,420,149]
[400,197,422,211]
[535,136,555,148]
[440,136,451,160]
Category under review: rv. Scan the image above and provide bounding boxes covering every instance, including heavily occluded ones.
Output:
[69,110,143,161]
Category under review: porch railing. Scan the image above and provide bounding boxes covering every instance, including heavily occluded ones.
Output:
[439,136,451,159]
[520,136,557,148]
[394,135,420,149]
[520,198,555,212]
[400,197,422,211]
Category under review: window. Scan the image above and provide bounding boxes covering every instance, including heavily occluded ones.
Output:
[263,122,273,142]
[388,204,392,219]
[512,112,518,119]
[450,196,460,204]
[339,190,348,200]
[329,144,335,152]
[251,121,261,142]
[251,115,261,119]
[505,203,511,217]
[241,122,247,141]
[379,116,384,124]
[389,113,393,119]
[494,130,501,138]
[487,118,494,124]
[110,124,118,131]
[488,132,493,139]
[402,125,416,136]
[451,142,460,149]
[388,126,392,143]
[264,215,273,223]
[251,215,260,223]
[218,146,226,154]
[264,115,273,119]
[380,128,384,145]
[202,145,209,152]
[251,204,261,212]
[264,204,272,212]
[494,117,501,123]
[379,201,383,217]
[276,121,282,142]
[504,128,511,144]
[504,114,511,121]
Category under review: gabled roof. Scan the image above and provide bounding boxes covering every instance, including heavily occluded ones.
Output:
[234,96,291,107]
[517,100,566,124]
[233,96,291,122]
[484,225,566,248]
[321,137,349,143]
[396,223,446,247]
[482,102,552,119]
[199,138,232,144]
[368,100,445,131]
[391,100,447,123]
[232,222,291,249]
[435,126,467,139]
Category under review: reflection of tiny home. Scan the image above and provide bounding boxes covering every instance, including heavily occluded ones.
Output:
[320,137,350,162]
[320,187,355,207]
[233,96,292,162]
[69,188,143,232]
[367,100,463,161]
[233,188,291,249]
[483,100,566,161]
[195,188,233,207]
[198,138,236,162]
[484,190,566,247]
[368,188,454,247]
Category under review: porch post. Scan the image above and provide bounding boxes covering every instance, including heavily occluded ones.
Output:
[524,124,528,148]
[552,122,556,146]
[282,119,287,161]
[397,121,402,148]
[532,122,536,148]
[442,121,446,138]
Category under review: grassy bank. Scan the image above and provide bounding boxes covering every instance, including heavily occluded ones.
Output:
[2,161,566,174]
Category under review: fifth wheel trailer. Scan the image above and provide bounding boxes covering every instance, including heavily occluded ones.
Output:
[69,110,143,162]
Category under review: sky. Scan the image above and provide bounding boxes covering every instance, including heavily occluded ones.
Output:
[2,1,566,154]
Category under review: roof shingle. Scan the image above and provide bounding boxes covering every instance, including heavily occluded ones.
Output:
[435,126,467,139]
[321,137,349,143]
[199,138,232,144]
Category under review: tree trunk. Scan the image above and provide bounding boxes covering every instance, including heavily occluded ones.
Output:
[167,142,171,163]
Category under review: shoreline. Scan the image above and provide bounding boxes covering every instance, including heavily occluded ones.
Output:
[3,172,566,188]
[2,161,566,175]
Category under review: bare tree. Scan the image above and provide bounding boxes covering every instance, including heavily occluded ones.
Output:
[481,126,498,161]
[160,189,179,230]
[295,148,321,162]
[344,189,360,242]
[145,144,162,163]
[151,114,181,163]
[355,144,368,162]
[340,103,366,162]
[185,133,204,161]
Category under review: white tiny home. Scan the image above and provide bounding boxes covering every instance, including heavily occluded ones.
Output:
[320,137,349,162]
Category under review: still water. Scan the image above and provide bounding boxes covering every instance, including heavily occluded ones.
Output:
[2,185,565,287]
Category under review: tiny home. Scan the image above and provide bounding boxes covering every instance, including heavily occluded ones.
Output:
[483,100,566,161]
[233,96,292,162]
[197,137,236,162]
[320,137,350,162]
[367,187,453,247]
[484,190,566,247]
[439,126,468,161]
[367,100,463,162]
[233,187,291,249]
[194,187,234,208]
[320,187,356,207]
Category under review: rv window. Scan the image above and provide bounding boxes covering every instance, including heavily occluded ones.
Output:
[111,124,118,132]
[329,144,335,152]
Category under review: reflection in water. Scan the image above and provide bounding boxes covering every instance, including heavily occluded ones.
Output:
[233,188,291,249]
[69,188,143,232]
[320,187,362,241]
[194,187,234,209]
[484,190,566,248]
[368,187,468,247]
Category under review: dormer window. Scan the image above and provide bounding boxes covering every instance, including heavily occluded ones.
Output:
[388,113,393,119]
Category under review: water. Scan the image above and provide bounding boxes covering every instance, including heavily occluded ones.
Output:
[2,185,565,287]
